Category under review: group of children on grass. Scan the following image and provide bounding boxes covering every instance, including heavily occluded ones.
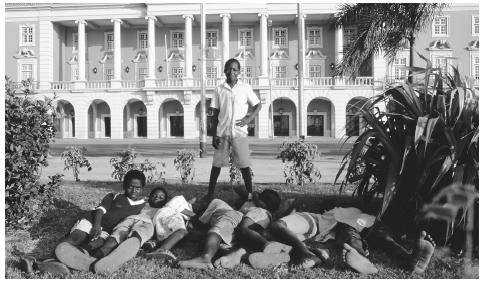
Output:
[20,58,436,277]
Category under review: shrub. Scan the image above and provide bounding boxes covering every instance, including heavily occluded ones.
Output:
[336,54,479,239]
[5,77,62,228]
[174,150,196,184]
[109,147,165,184]
[61,146,92,181]
[278,138,322,186]
[229,153,254,185]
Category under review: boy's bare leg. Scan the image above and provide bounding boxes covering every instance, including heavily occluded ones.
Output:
[240,167,253,195]
[269,220,321,270]
[214,248,247,269]
[178,232,221,269]
[206,166,221,200]
[94,234,142,274]
[92,237,118,259]
[145,229,188,260]
[237,218,268,252]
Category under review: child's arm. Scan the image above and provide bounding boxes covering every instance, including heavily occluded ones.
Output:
[90,193,115,238]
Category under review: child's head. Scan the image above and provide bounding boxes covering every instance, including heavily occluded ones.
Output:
[148,186,168,208]
[123,170,146,201]
[256,189,281,213]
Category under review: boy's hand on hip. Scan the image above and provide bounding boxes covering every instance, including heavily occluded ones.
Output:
[235,117,251,127]
[212,136,221,149]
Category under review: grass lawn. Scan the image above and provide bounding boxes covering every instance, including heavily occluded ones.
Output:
[5,180,478,279]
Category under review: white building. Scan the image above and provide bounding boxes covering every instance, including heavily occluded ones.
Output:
[5,3,479,139]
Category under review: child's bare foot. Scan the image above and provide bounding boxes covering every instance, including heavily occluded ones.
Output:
[289,250,321,270]
[248,252,290,269]
[410,231,436,274]
[214,248,246,269]
[342,243,378,274]
[179,255,214,270]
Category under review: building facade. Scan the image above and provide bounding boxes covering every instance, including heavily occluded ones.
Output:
[5,3,479,139]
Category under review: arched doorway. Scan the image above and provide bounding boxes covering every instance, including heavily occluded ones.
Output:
[271,98,297,137]
[123,99,147,138]
[55,100,75,138]
[346,97,367,136]
[307,98,334,137]
[160,99,184,137]
[88,100,111,138]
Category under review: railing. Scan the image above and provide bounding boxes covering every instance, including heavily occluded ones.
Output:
[121,80,143,89]
[272,78,298,87]
[305,77,334,86]
[85,80,111,89]
[51,81,73,90]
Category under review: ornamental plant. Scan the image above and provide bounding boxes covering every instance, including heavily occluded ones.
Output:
[110,147,165,184]
[174,150,196,184]
[336,53,479,240]
[61,146,92,181]
[5,76,63,228]
[278,138,322,186]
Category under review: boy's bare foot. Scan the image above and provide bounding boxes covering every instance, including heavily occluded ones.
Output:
[214,248,246,269]
[248,252,290,269]
[342,243,378,274]
[179,255,214,270]
[145,249,177,263]
[289,250,321,271]
[263,241,292,254]
[410,231,436,274]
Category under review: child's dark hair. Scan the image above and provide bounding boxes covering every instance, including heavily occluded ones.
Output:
[123,170,146,188]
[259,189,281,213]
[150,186,168,206]
[224,58,240,71]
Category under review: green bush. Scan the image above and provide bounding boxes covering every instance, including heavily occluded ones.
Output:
[5,77,63,228]
[174,150,196,184]
[61,146,92,181]
[109,147,165,184]
[278,138,322,186]
[336,54,479,239]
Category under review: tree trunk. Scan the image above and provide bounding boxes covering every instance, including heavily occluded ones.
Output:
[407,36,415,84]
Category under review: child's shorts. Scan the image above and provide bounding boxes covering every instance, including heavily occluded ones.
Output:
[279,212,319,241]
[208,210,244,246]
[70,218,110,239]
[243,207,272,229]
[154,207,187,241]
[212,136,250,168]
[110,216,154,245]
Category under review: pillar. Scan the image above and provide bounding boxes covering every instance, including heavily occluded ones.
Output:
[220,13,231,71]
[258,13,268,77]
[183,15,193,79]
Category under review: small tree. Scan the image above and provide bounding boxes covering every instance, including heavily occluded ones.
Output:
[174,150,196,184]
[5,77,63,228]
[61,146,92,181]
[110,147,165,184]
[278,138,322,186]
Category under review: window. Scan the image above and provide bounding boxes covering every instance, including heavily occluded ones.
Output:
[432,16,448,37]
[72,33,78,52]
[138,67,148,80]
[272,66,287,78]
[105,32,114,50]
[309,65,321,77]
[273,27,288,48]
[20,24,34,46]
[241,66,252,78]
[343,27,357,53]
[239,28,253,49]
[472,56,479,81]
[138,31,148,50]
[71,65,79,81]
[433,57,451,74]
[308,27,322,47]
[206,66,217,78]
[472,15,479,36]
[171,31,184,49]
[21,64,33,80]
[393,57,407,79]
[171,67,184,78]
[207,30,218,48]
[104,68,113,81]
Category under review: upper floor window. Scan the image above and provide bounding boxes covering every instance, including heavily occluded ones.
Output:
[20,24,34,46]
[104,67,113,81]
[171,31,184,49]
[72,33,78,52]
[432,16,448,37]
[239,28,253,49]
[21,63,33,80]
[240,66,252,78]
[272,66,287,78]
[432,55,454,74]
[309,65,321,77]
[308,27,322,48]
[207,66,217,78]
[393,57,407,79]
[472,55,479,81]
[207,30,218,48]
[138,31,148,50]
[343,27,357,53]
[105,32,114,51]
[138,67,148,80]
[172,67,184,78]
[71,65,79,81]
[273,27,288,48]
[472,15,479,36]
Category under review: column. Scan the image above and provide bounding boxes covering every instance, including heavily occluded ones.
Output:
[75,20,87,82]
[38,20,53,90]
[111,19,122,82]
[220,14,231,71]
[334,101,347,138]
[92,104,98,138]
[335,23,343,64]
[183,15,193,79]
[373,51,387,89]
[146,16,156,79]
[110,105,124,139]
[297,5,306,137]
[75,105,89,139]
[146,104,159,139]
[259,13,268,77]
[183,103,196,139]
[257,98,270,138]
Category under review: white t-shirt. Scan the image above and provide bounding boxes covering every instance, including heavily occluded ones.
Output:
[210,80,260,137]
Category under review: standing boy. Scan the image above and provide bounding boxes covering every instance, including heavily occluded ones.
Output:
[205,58,262,201]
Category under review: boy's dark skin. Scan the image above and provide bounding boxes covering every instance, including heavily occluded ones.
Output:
[205,59,262,201]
